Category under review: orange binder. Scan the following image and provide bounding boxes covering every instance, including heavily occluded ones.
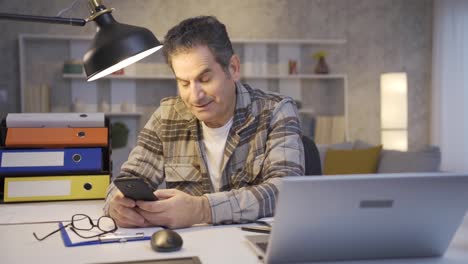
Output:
[5,127,108,148]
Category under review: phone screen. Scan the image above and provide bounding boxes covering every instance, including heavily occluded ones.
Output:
[113,177,158,201]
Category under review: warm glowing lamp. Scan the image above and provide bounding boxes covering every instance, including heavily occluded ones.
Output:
[381,72,408,151]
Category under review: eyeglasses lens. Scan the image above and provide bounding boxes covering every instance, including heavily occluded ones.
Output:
[72,214,93,230]
[98,217,116,232]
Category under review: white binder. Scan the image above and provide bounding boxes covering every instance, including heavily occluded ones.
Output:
[6,113,105,128]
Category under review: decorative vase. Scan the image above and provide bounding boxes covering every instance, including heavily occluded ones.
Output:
[314,57,329,74]
[72,98,84,112]
[99,100,110,113]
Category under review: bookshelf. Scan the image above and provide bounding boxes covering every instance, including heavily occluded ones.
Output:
[232,39,349,143]
[63,73,348,80]
[19,34,349,173]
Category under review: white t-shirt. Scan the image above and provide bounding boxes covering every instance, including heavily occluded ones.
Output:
[201,117,233,192]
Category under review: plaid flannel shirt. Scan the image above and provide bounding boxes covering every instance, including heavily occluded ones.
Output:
[104,82,304,224]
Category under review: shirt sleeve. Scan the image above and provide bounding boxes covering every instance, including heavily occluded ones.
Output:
[204,99,305,224]
[103,109,165,215]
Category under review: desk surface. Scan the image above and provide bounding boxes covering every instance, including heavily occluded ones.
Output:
[0,200,468,264]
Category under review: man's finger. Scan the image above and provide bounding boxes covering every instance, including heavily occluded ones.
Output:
[114,218,138,228]
[110,207,134,227]
[136,208,170,226]
[113,192,137,207]
[154,189,178,199]
[112,205,145,227]
[136,199,170,213]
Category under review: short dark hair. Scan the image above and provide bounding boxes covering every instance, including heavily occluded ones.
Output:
[162,16,234,75]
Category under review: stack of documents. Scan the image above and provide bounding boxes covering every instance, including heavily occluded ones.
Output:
[0,113,111,202]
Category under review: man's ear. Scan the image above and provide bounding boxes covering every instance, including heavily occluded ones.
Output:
[229,54,241,81]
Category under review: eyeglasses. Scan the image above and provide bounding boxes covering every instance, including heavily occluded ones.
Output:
[33,214,117,241]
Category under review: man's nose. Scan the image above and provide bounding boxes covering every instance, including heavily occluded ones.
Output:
[189,81,205,101]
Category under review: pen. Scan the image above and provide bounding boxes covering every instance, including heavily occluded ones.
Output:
[240,225,271,234]
[253,220,272,227]
[99,232,146,243]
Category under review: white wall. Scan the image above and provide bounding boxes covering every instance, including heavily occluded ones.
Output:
[432,0,468,172]
[0,0,433,149]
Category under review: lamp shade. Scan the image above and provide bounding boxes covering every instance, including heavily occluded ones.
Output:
[380,72,408,151]
[83,10,162,81]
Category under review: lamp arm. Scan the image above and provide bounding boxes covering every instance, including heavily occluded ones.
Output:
[0,13,86,26]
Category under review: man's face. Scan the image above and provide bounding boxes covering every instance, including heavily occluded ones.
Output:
[171,45,239,128]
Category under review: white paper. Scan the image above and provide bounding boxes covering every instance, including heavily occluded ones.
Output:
[1,151,64,167]
[8,180,71,197]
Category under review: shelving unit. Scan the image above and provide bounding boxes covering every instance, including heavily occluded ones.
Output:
[231,38,349,142]
[18,34,166,177]
[63,73,347,80]
[231,38,347,45]
[62,73,175,80]
[242,74,347,80]
[19,34,349,175]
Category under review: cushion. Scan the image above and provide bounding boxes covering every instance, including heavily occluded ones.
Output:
[353,139,375,149]
[377,147,441,173]
[324,145,382,175]
[317,142,354,169]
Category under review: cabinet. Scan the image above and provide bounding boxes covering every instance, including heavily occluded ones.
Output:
[19,34,348,176]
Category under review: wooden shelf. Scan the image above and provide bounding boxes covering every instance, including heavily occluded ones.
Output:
[232,38,347,45]
[242,74,347,80]
[21,33,349,142]
[62,74,175,80]
[63,73,347,81]
[20,34,347,45]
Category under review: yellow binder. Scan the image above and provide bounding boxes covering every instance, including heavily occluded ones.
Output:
[4,175,110,202]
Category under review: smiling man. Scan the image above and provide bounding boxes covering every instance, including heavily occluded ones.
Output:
[104,16,305,228]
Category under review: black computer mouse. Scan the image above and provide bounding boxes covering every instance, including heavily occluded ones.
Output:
[150,229,183,252]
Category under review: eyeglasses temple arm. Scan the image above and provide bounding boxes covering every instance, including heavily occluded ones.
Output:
[33,223,71,241]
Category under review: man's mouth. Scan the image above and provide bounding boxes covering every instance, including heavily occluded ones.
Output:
[193,101,213,108]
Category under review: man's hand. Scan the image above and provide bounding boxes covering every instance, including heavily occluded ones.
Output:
[108,191,149,228]
[135,189,212,229]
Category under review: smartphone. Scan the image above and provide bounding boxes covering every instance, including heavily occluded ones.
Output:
[113,177,158,201]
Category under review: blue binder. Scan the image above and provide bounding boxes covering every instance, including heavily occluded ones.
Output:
[0,148,103,174]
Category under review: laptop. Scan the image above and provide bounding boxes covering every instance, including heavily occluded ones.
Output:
[246,173,468,263]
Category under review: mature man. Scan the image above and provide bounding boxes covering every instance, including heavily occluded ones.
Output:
[105,16,304,228]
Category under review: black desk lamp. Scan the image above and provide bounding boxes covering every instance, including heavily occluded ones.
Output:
[0,0,163,81]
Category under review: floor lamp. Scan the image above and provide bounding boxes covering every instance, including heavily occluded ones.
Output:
[381,72,408,151]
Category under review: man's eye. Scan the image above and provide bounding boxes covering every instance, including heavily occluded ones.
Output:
[179,81,189,87]
[200,77,211,83]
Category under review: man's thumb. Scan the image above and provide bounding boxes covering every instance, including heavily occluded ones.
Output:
[155,188,177,199]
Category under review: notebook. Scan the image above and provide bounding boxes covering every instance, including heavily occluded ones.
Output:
[246,173,468,263]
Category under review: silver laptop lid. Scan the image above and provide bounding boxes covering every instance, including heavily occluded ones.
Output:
[266,173,468,263]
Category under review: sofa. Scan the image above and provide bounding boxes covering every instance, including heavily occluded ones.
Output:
[312,140,441,175]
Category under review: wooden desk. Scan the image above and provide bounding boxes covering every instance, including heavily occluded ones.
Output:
[0,200,467,264]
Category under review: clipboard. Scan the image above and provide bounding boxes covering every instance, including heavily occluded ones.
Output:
[58,222,157,247]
